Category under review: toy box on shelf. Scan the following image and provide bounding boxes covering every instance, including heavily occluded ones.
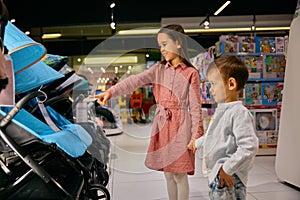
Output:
[256,131,278,150]
[249,108,279,154]
[253,109,277,132]
[238,36,260,53]
[240,55,264,80]
[259,36,287,54]
[215,35,288,57]
[215,34,261,56]
[245,83,262,106]
[245,82,284,106]
[261,82,284,105]
[260,37,276,53]
[215,35,239,56]
[263,54,286,79]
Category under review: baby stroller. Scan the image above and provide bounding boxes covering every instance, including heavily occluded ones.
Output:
[0,91,110,199]
[0,21,111,199]
[94,102,123,136]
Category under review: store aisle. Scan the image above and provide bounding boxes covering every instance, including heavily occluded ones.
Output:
[106,123,300,200]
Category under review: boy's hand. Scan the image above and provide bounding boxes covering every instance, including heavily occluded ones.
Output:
[219,167,234,188]
[90,91,111,106]
[187,139,196,154]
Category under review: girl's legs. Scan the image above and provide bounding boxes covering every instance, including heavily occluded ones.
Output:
[174,173,189,200]
[164,172,189,200]
[164,172,177,200]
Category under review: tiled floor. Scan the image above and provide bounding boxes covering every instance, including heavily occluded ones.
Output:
[106,123,300,200]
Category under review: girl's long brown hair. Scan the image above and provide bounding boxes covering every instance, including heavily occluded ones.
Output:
[158,24,194,68]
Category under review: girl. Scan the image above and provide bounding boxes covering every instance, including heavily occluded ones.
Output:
[94,24,204,200]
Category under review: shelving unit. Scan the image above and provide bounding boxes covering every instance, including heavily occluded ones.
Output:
[239,52,285,155]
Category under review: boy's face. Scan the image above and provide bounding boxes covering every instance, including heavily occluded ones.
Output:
[207,68,227,103]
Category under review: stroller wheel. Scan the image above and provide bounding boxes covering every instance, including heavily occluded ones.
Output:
[90,161,109,186]
[90,166,109,186]
[87,183,110,200]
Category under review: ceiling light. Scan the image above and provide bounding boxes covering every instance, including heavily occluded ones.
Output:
[204,18,210,29]
[118,28,159,35]
[42,33,62,39]
[87,67,94,74]
[255,27,290,31]
[101,67,106,73]
[110,2,115,9]
[200,15,210,29]
[84,55,138,65]
[203,20,210,26]
[214,1,231,16]
[110,22,116,30]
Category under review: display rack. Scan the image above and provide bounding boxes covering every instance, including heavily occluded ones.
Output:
[237,52,285,155]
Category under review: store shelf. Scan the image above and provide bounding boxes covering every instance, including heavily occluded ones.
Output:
[248,78,284,82]
[257,148,277,156]
[233,51,285,156]
[222,52,285,57]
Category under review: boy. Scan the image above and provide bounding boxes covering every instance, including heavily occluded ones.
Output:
[188,55,259,200]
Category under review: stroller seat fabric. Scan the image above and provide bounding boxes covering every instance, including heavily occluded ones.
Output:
[0,107,92,158]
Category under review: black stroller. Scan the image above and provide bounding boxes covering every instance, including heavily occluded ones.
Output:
[0,73,111,199]
[0,91,110,199]
[0,19,111,199]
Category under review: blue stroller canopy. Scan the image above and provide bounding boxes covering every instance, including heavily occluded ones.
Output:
[4,21,47,74]
[14,60,64,93]
[3,22,64,94]
[0,106,92,158]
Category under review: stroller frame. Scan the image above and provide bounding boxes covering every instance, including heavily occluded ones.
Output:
[0,91,110,199]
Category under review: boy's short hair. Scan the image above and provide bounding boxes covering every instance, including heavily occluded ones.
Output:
[208,55,249,91]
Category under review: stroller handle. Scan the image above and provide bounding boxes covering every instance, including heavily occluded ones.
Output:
[0,90,45,127]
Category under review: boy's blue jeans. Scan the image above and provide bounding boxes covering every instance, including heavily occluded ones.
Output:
[208,174,246,200]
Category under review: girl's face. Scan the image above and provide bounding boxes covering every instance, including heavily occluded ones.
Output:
[207,69,227,103]
[157,32,180,64]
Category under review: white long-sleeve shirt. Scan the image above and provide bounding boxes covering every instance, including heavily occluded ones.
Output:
[195,101,259,185]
